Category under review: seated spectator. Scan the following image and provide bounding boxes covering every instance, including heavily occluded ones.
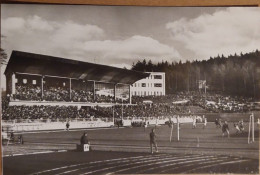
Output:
[80,132,89,145]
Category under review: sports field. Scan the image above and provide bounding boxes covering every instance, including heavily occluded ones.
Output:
[2,122,259,175]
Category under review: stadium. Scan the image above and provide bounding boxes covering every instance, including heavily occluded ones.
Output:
[1,50,259,175]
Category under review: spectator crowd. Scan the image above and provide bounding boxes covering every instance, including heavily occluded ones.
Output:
[11,84,129,103]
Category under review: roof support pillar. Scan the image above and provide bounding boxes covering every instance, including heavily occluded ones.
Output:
[129,85,132,104]
[41,76,44,99]
[93,81,96,102]
[114,84,116,103]
[11,73,16,95]
[69,78,72,101]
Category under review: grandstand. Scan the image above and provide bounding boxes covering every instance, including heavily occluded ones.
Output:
[2,50,150,131]
[5,50,149,104]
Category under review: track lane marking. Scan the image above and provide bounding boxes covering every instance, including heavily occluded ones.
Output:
[107,155,216,175]
[30,154,150,175]
[54,154,176,175]
[31,153,173,175]
[134,156,219,174]
[182,159,250,173]
[77,154,209,175]
[160,156,231,173]
[54,154,173,175]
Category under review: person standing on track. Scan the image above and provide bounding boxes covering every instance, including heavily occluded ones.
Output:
[239,120,244,132]
[222,121,230,138]
[150,128,158,154]
[66,121,70,131]
[215,118,221,128]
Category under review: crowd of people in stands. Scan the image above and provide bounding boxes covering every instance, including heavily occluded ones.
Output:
[132,91,257,113]
[2,103,186,121]
[43,86,70,101]
[1,105,112,121]
[13,84,42,101]
[3,82,259,121]
[71,90,94,102]
[12,84,129,103]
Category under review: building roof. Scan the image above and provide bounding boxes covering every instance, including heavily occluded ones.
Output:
[5,51,150,85]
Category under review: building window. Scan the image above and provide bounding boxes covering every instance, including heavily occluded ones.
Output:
[154,75,162,79]
[142,83,146,87]
[23,79,27,84]
[154,83,162,87]
[32,80,37,85]
[144,91,146,96]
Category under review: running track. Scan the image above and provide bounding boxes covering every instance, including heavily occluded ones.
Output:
[26,152,256,175]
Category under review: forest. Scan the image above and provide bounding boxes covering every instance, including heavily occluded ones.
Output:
[131,50,260,99]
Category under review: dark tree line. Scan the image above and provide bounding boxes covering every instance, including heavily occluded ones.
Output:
[131,50,260,99]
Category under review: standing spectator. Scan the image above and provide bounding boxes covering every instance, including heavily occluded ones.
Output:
[149,128,158,154]
[66,121,70,131]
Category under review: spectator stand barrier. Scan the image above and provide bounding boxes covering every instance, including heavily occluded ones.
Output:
[2,118,114,132]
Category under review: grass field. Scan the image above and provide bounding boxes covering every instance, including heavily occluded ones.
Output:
[2,121,259,175]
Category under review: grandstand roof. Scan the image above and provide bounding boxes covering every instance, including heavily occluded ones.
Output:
[5,51,150,85]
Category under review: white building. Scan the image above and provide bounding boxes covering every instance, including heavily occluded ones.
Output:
[131,72,165,96]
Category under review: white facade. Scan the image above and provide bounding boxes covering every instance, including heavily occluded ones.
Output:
[130,72,165,96]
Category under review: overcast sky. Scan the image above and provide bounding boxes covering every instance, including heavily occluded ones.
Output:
[1,5,260,89]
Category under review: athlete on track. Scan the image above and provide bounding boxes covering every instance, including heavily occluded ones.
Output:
[150,128,158,154]
[222,121,230,138]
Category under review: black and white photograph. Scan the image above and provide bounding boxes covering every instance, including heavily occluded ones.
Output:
[1,4,260,174]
